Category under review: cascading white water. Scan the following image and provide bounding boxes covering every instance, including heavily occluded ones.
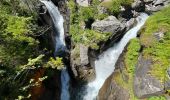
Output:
[41,0,66,55]
[61,68,70,100]
[40,1,70,100]
[83,13,149,100]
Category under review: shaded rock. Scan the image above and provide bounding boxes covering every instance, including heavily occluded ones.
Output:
[70,45,95,82]
[144,0,154,3]
[92,16,125,33]
[134,55,164,98]
[132,0,145,12]
[154,0,164,6]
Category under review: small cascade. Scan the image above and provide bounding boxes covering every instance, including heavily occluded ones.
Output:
[40,1,70,100]
[61,68,70,100]
[83,13,149,100]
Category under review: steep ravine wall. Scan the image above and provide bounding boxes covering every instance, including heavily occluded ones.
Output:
[98,5,170,100]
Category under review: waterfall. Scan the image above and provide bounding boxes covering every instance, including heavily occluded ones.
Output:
[40,1,70,100]
[83,13,149,100]
[41,0,66,56]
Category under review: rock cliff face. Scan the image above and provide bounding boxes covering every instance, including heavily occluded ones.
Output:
[98,3,170,99]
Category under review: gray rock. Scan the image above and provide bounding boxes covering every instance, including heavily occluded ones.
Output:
[70,45,95,82]
[98,6,108,14]
[92,16,125,33]
[153,31,164,41]
[80,44,89,66]
[126,18,136,31]
[145,0,170,12]
[145,4,163,12]
[167,68,170,78]
[134,55,164,98]
[154,0,164,5]
[131,0,145,12]
[144,0,155,3]
[76,0,90,7]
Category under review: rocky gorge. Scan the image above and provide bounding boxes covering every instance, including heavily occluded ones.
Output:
[37,0,169,100]
[0,0,170,100]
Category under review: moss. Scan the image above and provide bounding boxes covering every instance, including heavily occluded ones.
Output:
[140,6,170,82]
[125,38,141,74]
[68,0,111,49]
[148,96,167,100]
[100,0,133,15]
[114,38,140,100]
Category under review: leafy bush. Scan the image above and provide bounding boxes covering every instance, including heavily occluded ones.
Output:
[46,57,64,70]
[125,38,141,74]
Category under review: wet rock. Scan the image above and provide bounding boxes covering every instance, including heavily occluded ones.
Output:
[126,18,137,31]
[92,16,125,33]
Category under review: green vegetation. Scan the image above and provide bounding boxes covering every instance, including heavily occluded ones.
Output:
[148,96,167,100]
[125,38,141,74]
[46,57,64,70]
[140,6,170,82]
[0,0,64,99]
[68,0,111,49]
[100,0,133,14]
[114,38,140,100]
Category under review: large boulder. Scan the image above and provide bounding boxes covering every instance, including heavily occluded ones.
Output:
[92,16,125,33]
[92,16,126,52]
